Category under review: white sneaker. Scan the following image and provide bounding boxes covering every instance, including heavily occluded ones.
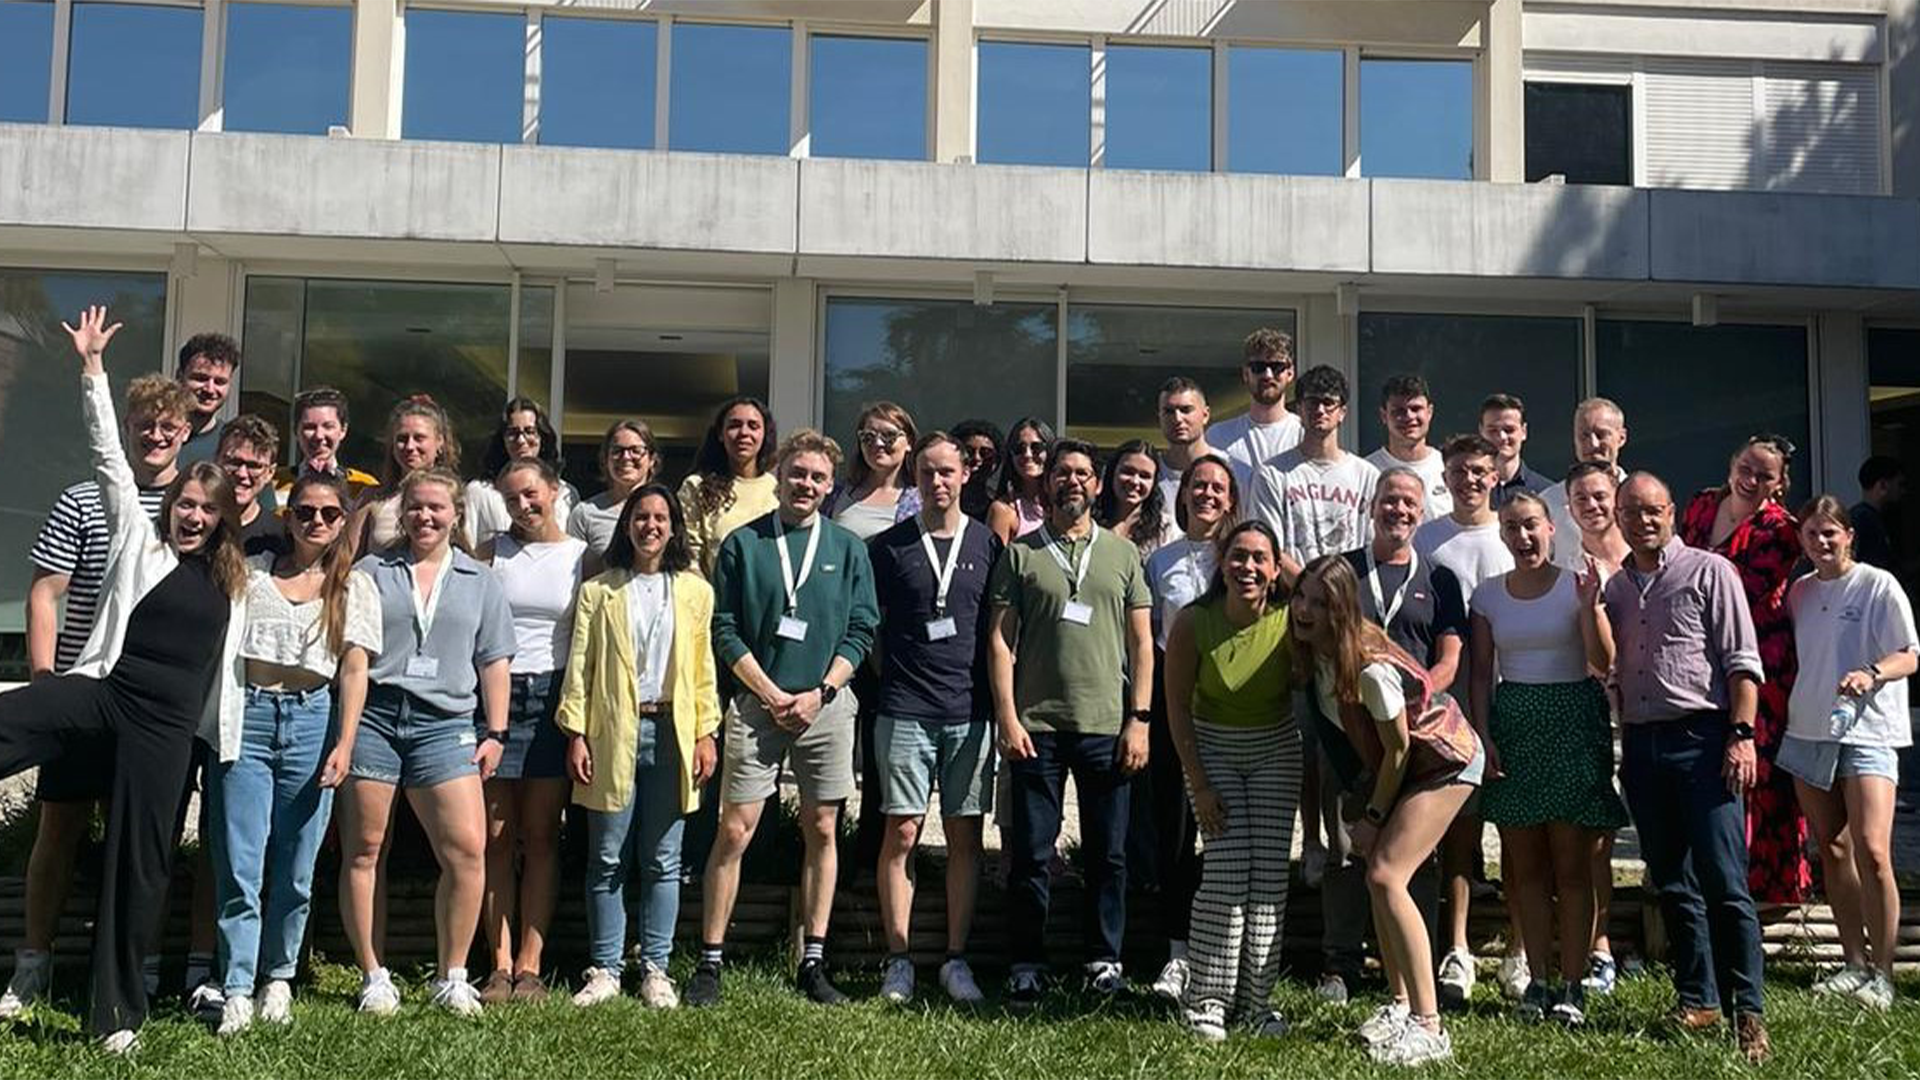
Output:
[217,994,254,1037]
[187,981,226,1021]
[1813,964,1872,996]
[357,969,402,1016]
[637,967,679,1010]
[938,958,984,1005]
[1243,1008,1289,1039]
[1853,970,1895,1011]
[0,951,51,1019]
[1370,1020,1453,1067]
[572,967,622,1008]
[880,956,915,1005]
[429,971,483,1018]
[1316,972,1350,1004]
[1151,957,1189,1003]
[1436,947,1476,1008]
[1357,1000,1411,1048]
[1497,952,1530,1001]
[99,1028,140,1056]
[1302,845,1328,889]
[1185,1002,1228,1043]
[258,980,294,1025]
[1086,961,1126,995]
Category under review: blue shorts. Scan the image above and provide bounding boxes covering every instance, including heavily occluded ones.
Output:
[490,670,568,781]
[1775,734,1900,792]
[874,714,996,818]
[351,686,478,788]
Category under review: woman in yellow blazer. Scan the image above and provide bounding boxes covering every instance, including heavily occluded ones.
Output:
[556,483,721,1010]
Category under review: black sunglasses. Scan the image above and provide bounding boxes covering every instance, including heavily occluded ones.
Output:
[292,504,346,525]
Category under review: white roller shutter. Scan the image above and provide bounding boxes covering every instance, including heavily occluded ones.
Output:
[1761,62,1881,194]
[1642,58,1755,190]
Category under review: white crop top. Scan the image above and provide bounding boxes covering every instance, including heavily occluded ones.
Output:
[1469,569,1590,685]
[237,553,384,679]
[491,533,587,674]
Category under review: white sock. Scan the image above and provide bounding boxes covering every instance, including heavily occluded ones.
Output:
[444,966,469,984]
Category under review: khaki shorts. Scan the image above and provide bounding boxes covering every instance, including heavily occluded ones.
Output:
[721,689,858,804]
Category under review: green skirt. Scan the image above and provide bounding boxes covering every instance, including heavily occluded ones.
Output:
[1481,678,1629,830]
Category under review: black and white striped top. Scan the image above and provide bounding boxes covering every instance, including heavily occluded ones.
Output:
[28,480,168,673]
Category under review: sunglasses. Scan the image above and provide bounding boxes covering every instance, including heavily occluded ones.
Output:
[1012,441,1049,459]
[292,504,346,525]
[857,429,904,448]
[1245,360,1292,377]
[1747,433,1797,460]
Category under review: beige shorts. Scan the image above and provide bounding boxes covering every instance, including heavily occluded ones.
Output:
[721,689,858,805]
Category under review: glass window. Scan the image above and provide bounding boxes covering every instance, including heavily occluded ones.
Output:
[66,2,204,129]
[1596,320,1810,504]
[1066,305,1295,448]
[1226,46,1342,176]
[1104,44,1210,172]
[238,275,304,450]
[668,22,790,155]
[1357,313,1581,480]
[1360,58,1473,179]
[1865,327,1920,551]
[401,8,523,144]
[977,40,1088,167]
[0,1,54,123]
[809,35,926,161]
[1525,82,1631,185]
[0,269,167,637]
[515,285,554,406]
[539,15,655,150]
[223,2,351,135]
[823,298,1057,449]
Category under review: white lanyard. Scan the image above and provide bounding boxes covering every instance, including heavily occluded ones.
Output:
[1365,547,1418,627]
[774,515,823,615]
[918,516,969,615]
[408,555,449,647]
[1040,525,1098,599]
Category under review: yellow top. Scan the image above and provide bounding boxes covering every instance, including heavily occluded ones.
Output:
[678,471,778,580]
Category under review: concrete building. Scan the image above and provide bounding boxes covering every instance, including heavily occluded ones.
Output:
[1,0,1918,662]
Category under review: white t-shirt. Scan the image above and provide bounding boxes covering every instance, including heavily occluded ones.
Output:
[1206,412,1303,490]
[1315,657,1406,728]
[1786,563,1919,747]
[1469,570,1590,684]
[1251,449,1378,566]
[1144,536,1217,651]
[490,534,587,674]
[627,571,675,705]
[1415,516,1514,611]
[1366,446,1453,520]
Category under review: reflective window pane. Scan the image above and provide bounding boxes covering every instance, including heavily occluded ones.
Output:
[1066,305,1294,448]
[824,298,1057,448]
[1525,82,1631,185]
[809,35,926,161]
[539,15,655,150]
[515,285,554,406]
[1104,44,1210,172]
[402,8,523,144]
[1596,321,1810,504]
[0,1,54,123]
[238,276,304,451]
[668,23,789,155]
[1227,46,1342,176]
[1866,327,1920,550]
[977,40,1088,167]
[1361,58,1473,179]
[1357,313,1581,479]
[223,2,351,135]
[66,2,203,129]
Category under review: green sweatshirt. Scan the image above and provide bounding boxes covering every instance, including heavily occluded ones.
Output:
[712,511,879,692]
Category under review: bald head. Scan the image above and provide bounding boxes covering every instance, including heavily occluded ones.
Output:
[1617,471,1675,560]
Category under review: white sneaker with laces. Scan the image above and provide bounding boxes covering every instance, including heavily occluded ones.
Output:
[1086,961,1126,995]
[258,980,294,1025]
[1497,952,1530,1001]
[1316,972,1349,1004]
[357,969,402,1016]
[429,970,483,1017]
[1185,1002,1228,1043]
[638,967,680,1010]
[1813,965,1871,997]
[1853,970,1895,1011]
[880,957,915,1005]
[187,981,226,1021]
[572,967,622,1008]
[100,1029,140,1056]
[1370,1020,1453,1067]
[1436,947,1475,1008]
[938,958,984,1005]
[1357,1001,1411,1048]
[1151,957,1189,1003]
[217,994,254,1037]
[0,951,51,1019]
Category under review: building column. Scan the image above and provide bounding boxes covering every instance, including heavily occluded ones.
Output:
[770,278,818,431]
[168,251,239,375]
[932,0,975,162]
[350,0,401,139]
[1816,312,1870,499]
[1482,0,1523,182]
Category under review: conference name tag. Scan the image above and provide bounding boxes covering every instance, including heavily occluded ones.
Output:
[777,615,811,642]
[405,654,440,679]
[1060,600,1094,626]
[925,616,958,641]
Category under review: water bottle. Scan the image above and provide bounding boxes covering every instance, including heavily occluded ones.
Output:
[1829,694,1864,740]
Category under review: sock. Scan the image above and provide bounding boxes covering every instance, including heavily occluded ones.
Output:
[802,936,826,964]
[699,943,724,968]
[184,952,213,991]
[364,966,390,986]
[444,966,469,985]
[1168,940,1188,962]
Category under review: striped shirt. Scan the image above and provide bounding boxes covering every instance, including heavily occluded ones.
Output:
[28,480,168,673]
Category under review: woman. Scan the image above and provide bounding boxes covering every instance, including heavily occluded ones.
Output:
[0,307,246,1051]
[1293,555,1482,1068]
[210,473,380,1034]
[560,484,723,1009]
[985,417,1054,544]
[1140,454,1238,1001]
[1163,520,1298,1042]
[1467,494,1626,1026]
[1679,435,1809,904]
[341,466,515,1016]
[474,460,587,1004]
[824,401,921,540]
[569,420,660,566]
[1783,496,1917,1011]
[1096,439,1173,560]
[466,397,579,549]
[354,395,460,554]
[679,397,778,579]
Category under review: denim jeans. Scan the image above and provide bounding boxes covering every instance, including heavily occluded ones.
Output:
[1621,711,1766,1016]
[1006,731,1130,968]
[207,686,336,996]
[584,716,686,973]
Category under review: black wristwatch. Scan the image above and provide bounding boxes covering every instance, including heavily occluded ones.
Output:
[1125,708,1151,724]
[479,729,508,745]
[1363,804,1388,826]
[1729,721,1756,742]
[817,682,840,705]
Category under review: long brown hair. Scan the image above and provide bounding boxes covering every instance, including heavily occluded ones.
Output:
[287,472,360,655]
[380,395,460,487]
[164,461,248,600]
[1291,554,1395,705]
[686,397,777,523]
[845,401,918,493]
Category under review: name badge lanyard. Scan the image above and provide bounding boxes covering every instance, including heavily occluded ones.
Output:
[1042,527,1098,623]
[919,517,969,616]
[775,515,824,617]
[409,556,449,652]
[1365,547,1417,627]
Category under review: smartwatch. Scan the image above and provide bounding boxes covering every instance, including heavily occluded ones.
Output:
[1729,721,1756,742]
[1363,804,1388,826]
[479,729,508,745]
[817,682,840,705]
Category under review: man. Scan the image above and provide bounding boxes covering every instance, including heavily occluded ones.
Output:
[989,438,1153,1008]
[1601,473,1770,1064]
[1156,377,1218,518]
[1545,397,1629,566]
[272,386,378,505]
[217,415,286,555]
[1851,455,1905,571]
[1249,364,1378,583]
[950,418,1003,522]
[173,333,241,468]
[1205,328,1302,489]
[1478,393,1554,509]
[2,375,191,1019]
[692,429,879,1008]
[868,432,1002,1006]
[1365,374,1452,520]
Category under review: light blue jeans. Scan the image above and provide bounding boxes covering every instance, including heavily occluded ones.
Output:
[584,715,686,973]
[207,686,337,996]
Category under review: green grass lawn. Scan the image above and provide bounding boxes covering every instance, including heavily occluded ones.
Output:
[0,956,1914,1079]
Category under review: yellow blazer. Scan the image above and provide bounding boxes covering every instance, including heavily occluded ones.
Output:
[556,567,721,814]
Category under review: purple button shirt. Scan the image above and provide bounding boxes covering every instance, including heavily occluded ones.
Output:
[1603,536,1763,724]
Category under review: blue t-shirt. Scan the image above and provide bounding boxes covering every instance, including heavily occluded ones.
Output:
[868,515,1001,723]
[357,548,516,715]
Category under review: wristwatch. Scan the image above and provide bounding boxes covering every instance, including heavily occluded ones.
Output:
[1363,804,1388,826]
[1729,721,1756,742]
[817,682,840,705]
[479,729,508,745]
[1125,708,1151,724]
[1866,662,1884,682]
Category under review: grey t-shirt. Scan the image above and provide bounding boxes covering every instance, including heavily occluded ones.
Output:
[567,491,627,559]
[357,548,516,715]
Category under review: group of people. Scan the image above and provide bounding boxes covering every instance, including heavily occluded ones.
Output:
[0,310,1909,1067]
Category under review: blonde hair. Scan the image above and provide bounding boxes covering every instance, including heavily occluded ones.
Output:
[381,395,460,487]
[775,428,844,471]
[124,374,193,426]
[399,466,471,554]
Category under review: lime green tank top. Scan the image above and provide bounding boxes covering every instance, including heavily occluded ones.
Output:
[1190,599,1292,728]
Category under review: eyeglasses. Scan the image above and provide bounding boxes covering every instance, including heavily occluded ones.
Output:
[505,426,541,441]
[221,455,273,475]
[1012,441,1049,459]
[1245,360,1293,377]
[961,445,997,465]
[1300,395,1345,412]
[291,504,346,525]
[857,428,904,449]
[608,444,653,459]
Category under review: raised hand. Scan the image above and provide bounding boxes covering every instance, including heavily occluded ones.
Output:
[1574,553,1604,607]
[60,305,122,371]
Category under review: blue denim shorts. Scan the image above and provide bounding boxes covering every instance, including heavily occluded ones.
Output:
[491,670,568,781]
[875,714,996,818]
[351,686,478,788]
[1775,734,1900,792]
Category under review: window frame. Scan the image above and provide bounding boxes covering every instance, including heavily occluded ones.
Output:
[59,0,213,130]
[210,0,355,135]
